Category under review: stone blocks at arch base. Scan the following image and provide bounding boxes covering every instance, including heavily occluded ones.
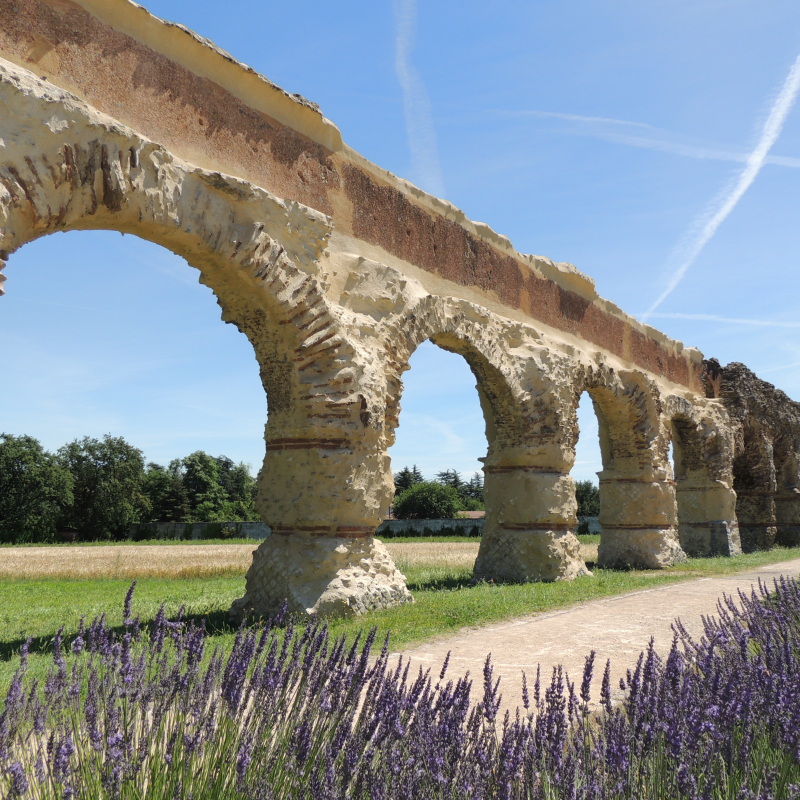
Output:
[230,535,412,620]
[2,1,799,620]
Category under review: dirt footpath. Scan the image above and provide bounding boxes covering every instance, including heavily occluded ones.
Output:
[393,558,800,712]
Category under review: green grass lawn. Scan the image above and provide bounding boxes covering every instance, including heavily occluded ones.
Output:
[3,543,800,694]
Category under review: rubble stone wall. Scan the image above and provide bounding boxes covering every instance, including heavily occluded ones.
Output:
[2,0,797,619]
[702,360,800,552]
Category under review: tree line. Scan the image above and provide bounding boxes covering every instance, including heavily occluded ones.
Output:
[0,433,259,544]
[392,465,485,520]
[392,466,600,521]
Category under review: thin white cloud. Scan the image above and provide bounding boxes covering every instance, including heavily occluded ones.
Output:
[498,109,653,129]
[579,130,800,169]
[393,0,446,198]
[489,107,800,169]
[758,359,800,374]
[8,295,93,311]
[643,52,800,319]
[648,312,800,328]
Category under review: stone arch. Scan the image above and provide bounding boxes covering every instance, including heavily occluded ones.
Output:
[662,396,740,557]
[571,366,685,569]
[384,296,590,582]
[385,296,529,452]
[1,65,412,617]
[0,68,392,529]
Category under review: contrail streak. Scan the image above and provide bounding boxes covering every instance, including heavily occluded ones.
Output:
[393,0,445,198]
[577,131,800,168]
[489,108,800,168]
[759,359,800,374]
[648,312,800,328]
[497,109,653,128]
[643,52,800,319]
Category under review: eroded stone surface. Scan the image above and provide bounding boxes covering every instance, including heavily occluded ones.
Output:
[703,360,800,553]
[230,535,412,619]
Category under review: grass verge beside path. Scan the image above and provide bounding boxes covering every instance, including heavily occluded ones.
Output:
[2,545,800,694]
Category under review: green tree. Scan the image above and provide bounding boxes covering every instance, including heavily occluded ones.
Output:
[392,481,462,520]
[436,469,484,509]
[179,451,228,522]
[216,457,260,521]
[141,463,189,522]
[436,469,465,494]
[174,451,260,522]
[465,472,484,502]
[576,479,600,517]
[394,464,424,493]
[58,435,147,540]
[0,433,74,543]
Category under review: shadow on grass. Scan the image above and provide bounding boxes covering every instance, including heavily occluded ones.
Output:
[1,576,492,661]
[406,575,475,592]
[0,608,240,664]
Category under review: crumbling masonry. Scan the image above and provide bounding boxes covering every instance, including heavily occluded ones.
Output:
[2,0,799,618]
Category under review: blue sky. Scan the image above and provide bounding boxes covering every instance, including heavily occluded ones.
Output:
[2,0,800,484]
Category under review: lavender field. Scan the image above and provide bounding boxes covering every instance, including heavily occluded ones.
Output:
[1,577,800,799]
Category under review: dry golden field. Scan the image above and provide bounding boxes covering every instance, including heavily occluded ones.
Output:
[0,540,599,581]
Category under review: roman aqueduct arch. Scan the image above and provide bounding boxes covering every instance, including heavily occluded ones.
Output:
[2,0,798,618]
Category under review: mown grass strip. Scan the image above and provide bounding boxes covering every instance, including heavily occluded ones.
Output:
[3,545,800,694]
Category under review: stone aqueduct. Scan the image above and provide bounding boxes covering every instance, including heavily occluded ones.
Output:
[2,0,800,618]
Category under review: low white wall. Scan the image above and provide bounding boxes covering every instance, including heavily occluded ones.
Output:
[127,522,271,540]
[375,518,484,537]
[127,519,486,540]
[577,516,602,534]
[127,518,596,540]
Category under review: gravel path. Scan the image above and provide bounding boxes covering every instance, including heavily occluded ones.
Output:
[392,557,800,712]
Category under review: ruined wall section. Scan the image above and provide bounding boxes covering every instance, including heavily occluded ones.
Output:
[0,0,705,390]
[660,393,740,557]
[703,359,800,551]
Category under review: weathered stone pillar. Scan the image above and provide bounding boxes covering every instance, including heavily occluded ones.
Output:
[733,433,777,552]
[736,491,777,552]
[675,479,741,557]
[231,436,412,619]
[773,450,800,546]
[775,488,800,546]
[669,403,741,557]
[474,451,589,582]
[590,371,686,569]
[596,468,685,569]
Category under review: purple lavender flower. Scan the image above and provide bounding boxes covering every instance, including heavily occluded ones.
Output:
[6,761,28,797]
[123,581,137,626]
